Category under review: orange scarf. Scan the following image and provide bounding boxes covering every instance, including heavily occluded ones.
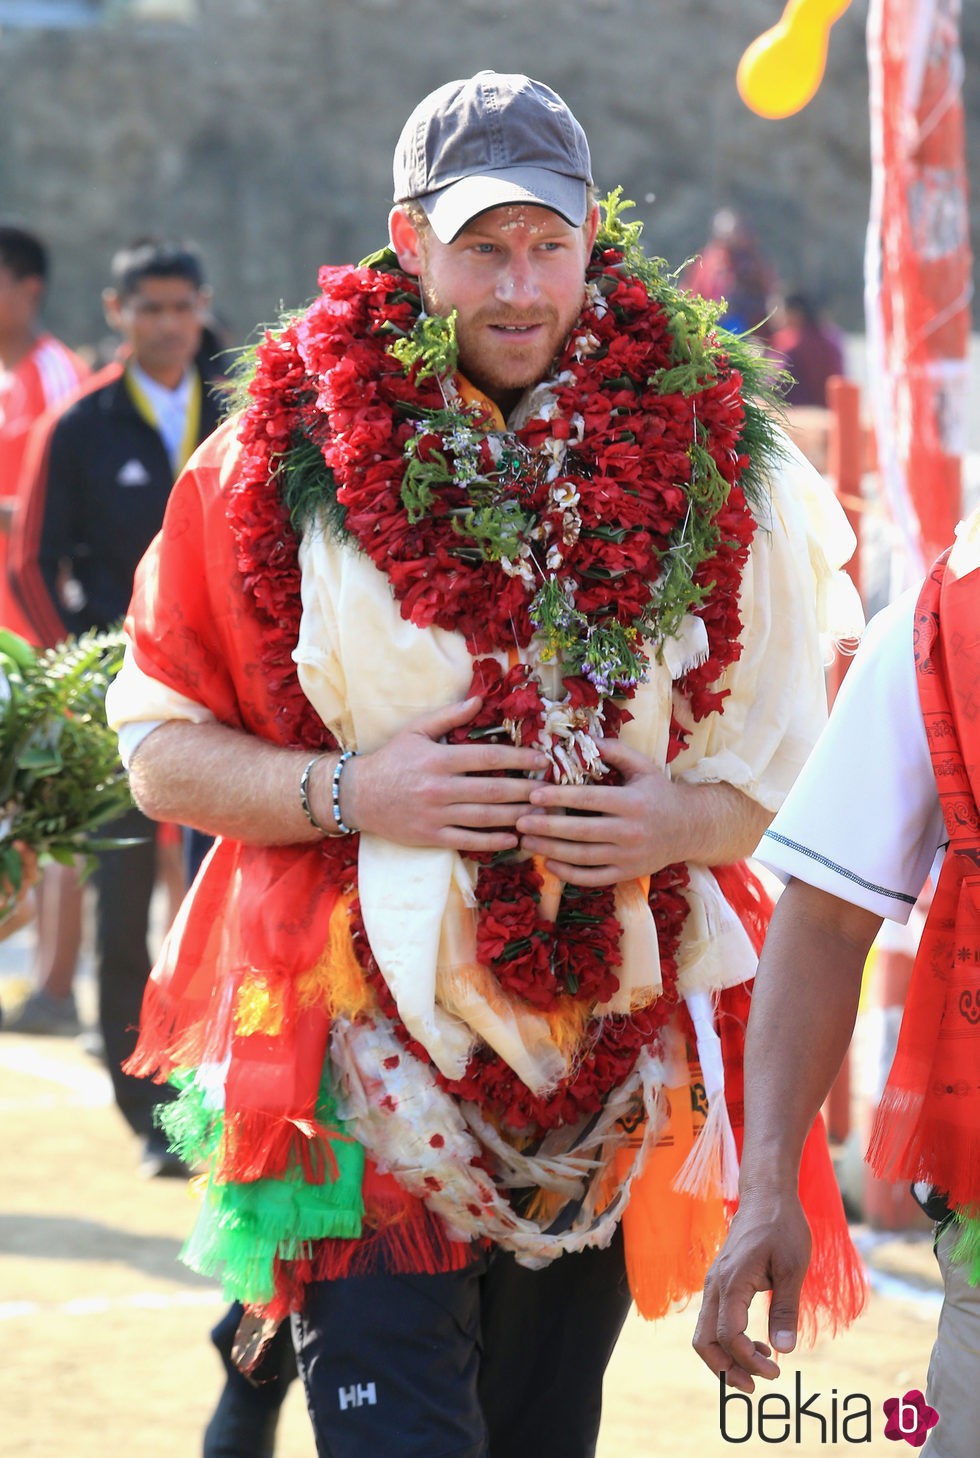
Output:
[621,863,867,1336]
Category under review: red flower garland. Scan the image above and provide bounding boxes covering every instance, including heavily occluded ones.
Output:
[226,245,758,1135]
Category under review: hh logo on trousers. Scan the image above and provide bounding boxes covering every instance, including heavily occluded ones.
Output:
[338,1382,378,1412]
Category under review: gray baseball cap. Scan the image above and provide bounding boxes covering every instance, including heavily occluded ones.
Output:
[393,71,593,243]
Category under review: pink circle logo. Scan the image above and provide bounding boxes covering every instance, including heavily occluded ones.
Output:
[883,1390,940,1446]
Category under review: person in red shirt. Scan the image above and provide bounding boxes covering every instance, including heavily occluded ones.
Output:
[0,226,89,1039]
[683,208,781,344]
[9,238,221,1179]
[0,225,89,641]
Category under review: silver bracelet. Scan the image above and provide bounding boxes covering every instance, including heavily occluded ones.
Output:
[331,749,358,835]
[299,753,332,834]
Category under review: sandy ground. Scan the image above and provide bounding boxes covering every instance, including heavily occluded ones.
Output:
[0,903,943,1458]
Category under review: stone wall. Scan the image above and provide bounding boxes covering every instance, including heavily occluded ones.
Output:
[1,0,977,352]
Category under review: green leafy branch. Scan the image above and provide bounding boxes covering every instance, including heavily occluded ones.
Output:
[531,578,648,693]
[0,628,134,895]
[454,497,537,564]
[596,188,787,512]
[401,440,452,523]
[388,309,459,382]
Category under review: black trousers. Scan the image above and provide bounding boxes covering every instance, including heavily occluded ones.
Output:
[94,804,173,1136]
[204,1304,297,1458]
[284,1226,632,1458]
[478,1225,632,1458]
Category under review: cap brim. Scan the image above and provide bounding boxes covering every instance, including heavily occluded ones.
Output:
[418,168,589,243]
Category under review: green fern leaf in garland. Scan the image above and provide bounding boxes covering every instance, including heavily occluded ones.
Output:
[0,627,134,900]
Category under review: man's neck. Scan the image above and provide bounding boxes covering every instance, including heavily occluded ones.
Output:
[485,385,524,420]
[131,359,193,391]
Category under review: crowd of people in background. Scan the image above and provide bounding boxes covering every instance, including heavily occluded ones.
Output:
[0,225,223,1174]
[0,226,92,1046]
[683,206,848,407]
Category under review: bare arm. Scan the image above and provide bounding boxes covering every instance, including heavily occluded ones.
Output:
[692,877,881,1391]
[514,738,773,885]
[129,696,550,852]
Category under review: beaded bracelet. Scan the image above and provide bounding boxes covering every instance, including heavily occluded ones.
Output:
[330,749,358,835]
[299,750,359,835]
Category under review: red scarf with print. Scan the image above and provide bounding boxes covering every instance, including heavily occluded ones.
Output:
[868,545,980,1213]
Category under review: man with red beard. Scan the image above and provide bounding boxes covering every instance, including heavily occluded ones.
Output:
[107,72,865,1458]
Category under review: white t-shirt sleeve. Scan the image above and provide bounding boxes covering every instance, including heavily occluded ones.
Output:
[756,586,945,923]
[105,643,215,769]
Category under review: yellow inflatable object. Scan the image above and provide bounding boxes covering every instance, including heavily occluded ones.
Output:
[737,0,853,119]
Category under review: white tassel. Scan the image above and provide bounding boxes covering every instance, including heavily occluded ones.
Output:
[661,613,709,680]
[673,991,740,1201]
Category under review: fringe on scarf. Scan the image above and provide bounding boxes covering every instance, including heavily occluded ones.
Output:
[674,992,740,1203]
[216,1108,347,1185]
[264,1162,481,1321]
[301,889,375,1021]
[157,1021,343,1188]
[160,1066,479,1320]
[125,975,208,1081]
[865,1088,927,1187]
[182,1167,365,1309]
[161,1070,365,1310]
[795,1114,869,1342]
[868,1088,980,1217]
[157,1073,221,1166]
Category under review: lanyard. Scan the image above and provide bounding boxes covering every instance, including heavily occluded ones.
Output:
[124,366,202,474]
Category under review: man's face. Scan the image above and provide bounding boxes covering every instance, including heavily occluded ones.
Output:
[391,203,598,414]
[0,264,42,347]
[104,274,208,385]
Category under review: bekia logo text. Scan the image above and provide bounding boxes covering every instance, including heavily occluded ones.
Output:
[719,1376,940,1447]
[720,1373,871,1445]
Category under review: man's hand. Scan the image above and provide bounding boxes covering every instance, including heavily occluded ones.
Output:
[346,697,549,853]
[692,1190,811,1393]
[513,739,769,885]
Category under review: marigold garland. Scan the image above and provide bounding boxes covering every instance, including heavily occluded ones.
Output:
[226,196,776,1137]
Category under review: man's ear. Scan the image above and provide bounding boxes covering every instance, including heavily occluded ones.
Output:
[389,208,424,276]
[102,287,123,333]
[21,275,45,313]
[584,202,600,254]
